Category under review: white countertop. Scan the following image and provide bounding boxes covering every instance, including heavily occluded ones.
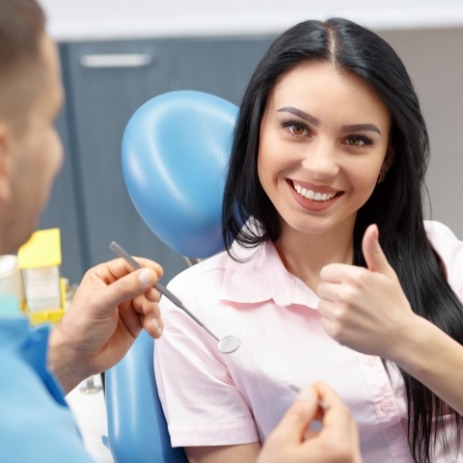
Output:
[38,0,463,42]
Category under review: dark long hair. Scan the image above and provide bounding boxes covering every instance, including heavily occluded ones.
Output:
[222,18,463,462]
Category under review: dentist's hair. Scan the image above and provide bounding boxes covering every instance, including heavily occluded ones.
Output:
[0,0,46,132]
[222,18,462,463]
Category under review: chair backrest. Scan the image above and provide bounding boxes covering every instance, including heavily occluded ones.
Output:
[121,89,238,259]
[105,331,188,463]
[104,91,238,463]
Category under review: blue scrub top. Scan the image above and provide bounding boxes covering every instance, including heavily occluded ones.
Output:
[0,315,96,462]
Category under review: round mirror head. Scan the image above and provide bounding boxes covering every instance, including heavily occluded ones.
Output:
[218,335,241,354]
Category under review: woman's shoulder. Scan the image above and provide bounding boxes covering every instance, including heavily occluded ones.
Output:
[424,220,462,248]
[168,250,229,286]
[424,220,463,291]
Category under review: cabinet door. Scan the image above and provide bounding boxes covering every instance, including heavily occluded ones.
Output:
[37,47,87,284]
[63,37,273,283]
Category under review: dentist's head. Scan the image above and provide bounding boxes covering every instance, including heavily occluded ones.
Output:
[0,0,64,254]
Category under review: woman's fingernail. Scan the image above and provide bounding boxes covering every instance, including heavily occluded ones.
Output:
[138,269,153,286]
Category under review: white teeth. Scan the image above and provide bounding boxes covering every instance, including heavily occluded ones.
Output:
[293,182,337,202]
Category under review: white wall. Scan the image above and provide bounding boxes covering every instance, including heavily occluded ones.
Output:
[38,0,463,41]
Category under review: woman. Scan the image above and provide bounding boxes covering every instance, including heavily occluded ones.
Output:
[155,18,463,462]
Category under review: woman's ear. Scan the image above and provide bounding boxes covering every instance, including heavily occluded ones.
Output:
[0,122,13,202]
[382,144,395,173]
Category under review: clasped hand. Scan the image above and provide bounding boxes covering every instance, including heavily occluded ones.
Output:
[317,224,416,359]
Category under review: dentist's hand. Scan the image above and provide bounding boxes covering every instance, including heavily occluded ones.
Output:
[257,382,362,463]
[48,257,164,392]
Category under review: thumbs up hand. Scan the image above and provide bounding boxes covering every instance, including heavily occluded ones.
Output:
[317,224,416,358]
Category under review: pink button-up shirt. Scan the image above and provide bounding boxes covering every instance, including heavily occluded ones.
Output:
[155,221,463,462]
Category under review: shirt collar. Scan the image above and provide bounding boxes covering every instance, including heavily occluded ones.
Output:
[219,240,319,309]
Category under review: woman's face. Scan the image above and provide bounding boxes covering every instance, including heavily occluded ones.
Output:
[257,61,392,240]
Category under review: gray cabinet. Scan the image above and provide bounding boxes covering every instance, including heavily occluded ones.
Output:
[44,37,273,284]
[38,85,86,285]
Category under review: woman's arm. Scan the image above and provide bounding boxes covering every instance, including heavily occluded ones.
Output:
[318,224,463,415]
[387,315,463,415]
[186,443,261,463]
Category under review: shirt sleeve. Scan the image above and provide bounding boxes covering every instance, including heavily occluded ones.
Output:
[425,220,463,298]
[154,270,259,448]
[0,320,95,463]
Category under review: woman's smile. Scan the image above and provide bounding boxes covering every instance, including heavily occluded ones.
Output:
[289,180,344,211]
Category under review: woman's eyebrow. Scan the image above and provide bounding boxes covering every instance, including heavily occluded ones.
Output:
[341,123,382,135]
[277,106,320,126]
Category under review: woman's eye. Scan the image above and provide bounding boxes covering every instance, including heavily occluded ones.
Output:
[282,121,308,136]
[345,135,372,147]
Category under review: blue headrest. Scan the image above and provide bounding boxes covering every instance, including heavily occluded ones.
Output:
[121,90,238,258]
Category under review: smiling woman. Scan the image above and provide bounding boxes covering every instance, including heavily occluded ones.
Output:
[154,17,463,463]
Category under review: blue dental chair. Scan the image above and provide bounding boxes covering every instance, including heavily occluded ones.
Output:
[103,90,239,463]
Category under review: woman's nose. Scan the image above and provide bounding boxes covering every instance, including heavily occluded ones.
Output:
[300,139,339,179]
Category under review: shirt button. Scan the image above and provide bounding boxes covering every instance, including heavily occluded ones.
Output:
[364,356,376,366]
[387,426,399,440]
[381,400,393,412]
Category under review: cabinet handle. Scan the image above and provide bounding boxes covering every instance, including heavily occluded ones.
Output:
[80,53,153,69]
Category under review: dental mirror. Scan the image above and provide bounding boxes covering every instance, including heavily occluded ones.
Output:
[109,241,241,354]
